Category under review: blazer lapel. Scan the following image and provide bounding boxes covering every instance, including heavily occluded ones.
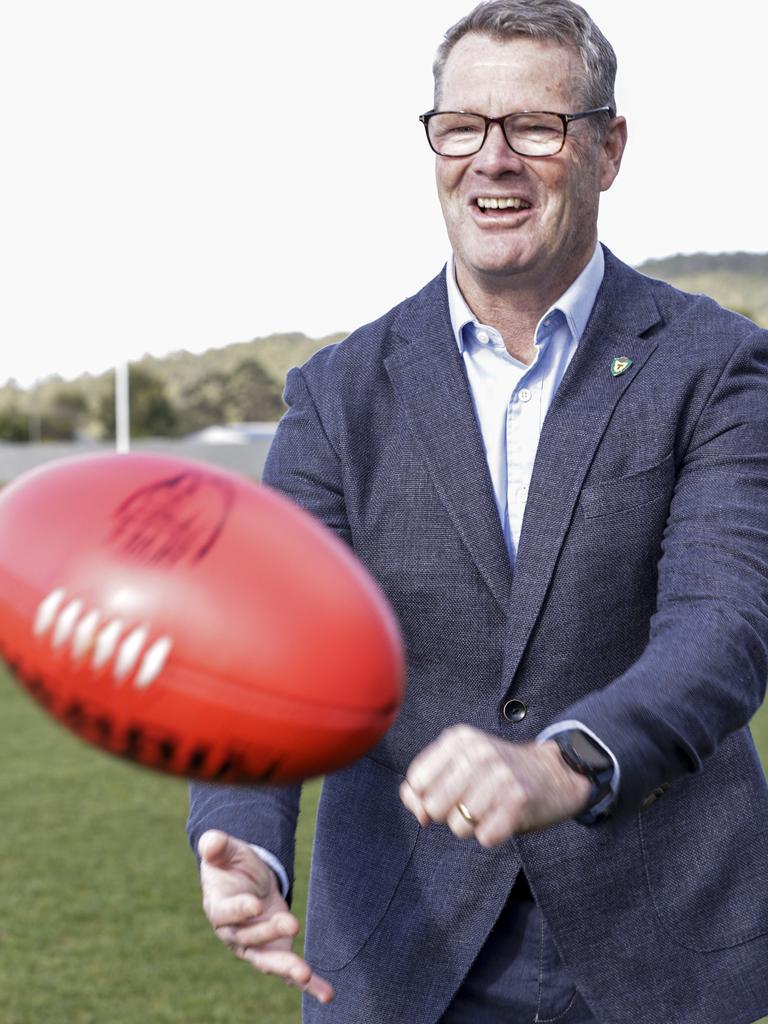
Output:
[384,274,513,615]
[503,252,664,677]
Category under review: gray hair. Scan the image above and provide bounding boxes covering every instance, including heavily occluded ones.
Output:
[433,0,617,117]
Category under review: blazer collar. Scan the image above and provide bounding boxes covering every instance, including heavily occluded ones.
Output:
[384,272,514,614]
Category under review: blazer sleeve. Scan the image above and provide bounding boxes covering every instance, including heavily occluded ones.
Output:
[260,363,351,543]
[553,326,768,814]
[186,359,350,894]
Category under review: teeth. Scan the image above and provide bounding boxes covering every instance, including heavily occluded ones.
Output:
[477,197,530,210]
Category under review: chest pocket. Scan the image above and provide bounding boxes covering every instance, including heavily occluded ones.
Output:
[579,453,675,519]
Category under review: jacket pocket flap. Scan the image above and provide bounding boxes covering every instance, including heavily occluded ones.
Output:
[580,454,674,519]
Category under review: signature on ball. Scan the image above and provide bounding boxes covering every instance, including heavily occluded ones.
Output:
[109,471,236,565]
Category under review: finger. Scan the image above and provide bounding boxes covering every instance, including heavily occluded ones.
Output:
[241,948,335,1004]
[214,923,241,948]
[418,755,490,821]
[399,780,430,825]
[406,724,479,795]
[439,764,514,837]
[418,739,510,822]
[204,892,264,928]
[302,972,336,1005]
[198,829,241,868]
[241,947,312,979]
[298,971,336,1005]
[473,801,521,848]
[233,913,300,948]
[445,803,479,839]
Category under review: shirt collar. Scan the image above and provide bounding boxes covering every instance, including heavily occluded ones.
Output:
[446,243,605,353]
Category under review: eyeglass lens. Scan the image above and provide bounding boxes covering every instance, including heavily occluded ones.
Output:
[427,112,565,157]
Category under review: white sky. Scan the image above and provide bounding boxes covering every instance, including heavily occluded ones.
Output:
[0,1,765,386]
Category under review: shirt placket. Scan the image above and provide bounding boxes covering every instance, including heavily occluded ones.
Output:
[504,361,544,559]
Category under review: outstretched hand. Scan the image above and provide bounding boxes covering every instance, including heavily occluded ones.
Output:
[198,829,334,1005]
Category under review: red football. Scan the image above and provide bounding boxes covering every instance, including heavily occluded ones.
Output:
[0,453,404,783]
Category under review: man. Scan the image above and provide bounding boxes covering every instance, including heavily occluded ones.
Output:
[187,2,768,1021]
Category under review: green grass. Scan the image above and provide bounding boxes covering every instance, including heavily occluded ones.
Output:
[0,670,317,1024]
[0,670,767,1023]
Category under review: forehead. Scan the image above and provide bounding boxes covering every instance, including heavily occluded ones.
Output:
[439,33,583,114]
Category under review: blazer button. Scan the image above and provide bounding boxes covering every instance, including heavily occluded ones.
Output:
[502,699,527,723]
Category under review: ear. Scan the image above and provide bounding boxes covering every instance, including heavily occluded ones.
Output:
[599,116,627,192]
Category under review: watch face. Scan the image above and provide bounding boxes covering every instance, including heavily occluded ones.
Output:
[553,732,615,819]
[555,732,612,793]
[569,730,613,771]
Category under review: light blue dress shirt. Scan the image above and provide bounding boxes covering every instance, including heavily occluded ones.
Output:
[447,244,619,821]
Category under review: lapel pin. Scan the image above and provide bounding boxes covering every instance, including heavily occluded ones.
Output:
[611,356,633,377]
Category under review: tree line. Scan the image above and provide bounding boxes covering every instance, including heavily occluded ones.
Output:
[0,357,287,443]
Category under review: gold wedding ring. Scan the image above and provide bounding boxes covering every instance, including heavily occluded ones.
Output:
[456,801,478,826]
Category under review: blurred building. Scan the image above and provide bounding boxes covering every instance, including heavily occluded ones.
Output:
[0,422,279,482]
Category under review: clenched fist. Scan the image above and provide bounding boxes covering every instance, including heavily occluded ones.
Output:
[400,726,592,846]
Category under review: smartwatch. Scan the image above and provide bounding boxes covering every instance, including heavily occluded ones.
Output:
[552,729,614,816]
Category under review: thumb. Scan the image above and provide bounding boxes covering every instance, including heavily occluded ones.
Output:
[198,829,242,868]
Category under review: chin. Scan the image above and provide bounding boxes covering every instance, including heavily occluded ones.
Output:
[459,238,535,274]
[467,253,536,280]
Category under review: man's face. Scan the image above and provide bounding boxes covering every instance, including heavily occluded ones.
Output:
[435,33,625,296]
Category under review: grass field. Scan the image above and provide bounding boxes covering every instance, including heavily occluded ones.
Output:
[1,670,767,1024]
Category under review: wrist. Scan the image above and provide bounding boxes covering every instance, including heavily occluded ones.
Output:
[247,843,290,900]
[548,730,615,818]
[540,739,593,814]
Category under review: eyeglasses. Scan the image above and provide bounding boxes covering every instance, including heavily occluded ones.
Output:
[419,106,613,158]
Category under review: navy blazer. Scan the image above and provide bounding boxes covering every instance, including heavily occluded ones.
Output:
[188,249,768,1024]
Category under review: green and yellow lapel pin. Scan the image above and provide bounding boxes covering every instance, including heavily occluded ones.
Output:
[611,356,633,377]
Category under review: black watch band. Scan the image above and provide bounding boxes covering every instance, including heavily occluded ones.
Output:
[552,729,614,814]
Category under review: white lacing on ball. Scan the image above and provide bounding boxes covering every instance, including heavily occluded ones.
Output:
[33,587,173,689]
[135,636,173,688]
[34,588,66,636]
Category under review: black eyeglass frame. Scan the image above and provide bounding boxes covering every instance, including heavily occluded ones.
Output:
[419,105,615,157]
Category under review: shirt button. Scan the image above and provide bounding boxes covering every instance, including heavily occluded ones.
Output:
[502,699,528,723]
[518,388,531,403]
[476,330,489,343]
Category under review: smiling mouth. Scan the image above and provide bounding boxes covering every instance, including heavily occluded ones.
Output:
[476,197,532,211]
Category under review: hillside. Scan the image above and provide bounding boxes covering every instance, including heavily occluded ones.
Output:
[636,252,767,326]
[139,330,347,402]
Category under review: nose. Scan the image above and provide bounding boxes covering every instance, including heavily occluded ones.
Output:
[473,122,525,176]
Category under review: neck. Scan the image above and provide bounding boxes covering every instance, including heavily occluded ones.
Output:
[454,246,596,363]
